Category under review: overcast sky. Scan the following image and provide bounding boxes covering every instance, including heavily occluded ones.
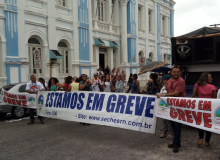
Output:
[174,0,220,36]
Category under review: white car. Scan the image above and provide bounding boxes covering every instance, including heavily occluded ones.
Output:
[0,83,29,118]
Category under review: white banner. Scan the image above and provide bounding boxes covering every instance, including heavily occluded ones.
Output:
[37,91,157,134]
[1,89,37,109]
[155,97,220,134]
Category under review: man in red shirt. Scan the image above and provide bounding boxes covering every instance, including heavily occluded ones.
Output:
[157,66,186,153]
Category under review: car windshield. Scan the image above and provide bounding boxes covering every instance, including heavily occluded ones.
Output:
[1,84,17,91]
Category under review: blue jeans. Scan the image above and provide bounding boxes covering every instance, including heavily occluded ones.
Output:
[171,121,182,145]
[29,108,43,120]
[149,89,157,95]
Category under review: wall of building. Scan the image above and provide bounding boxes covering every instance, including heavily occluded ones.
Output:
[0,0,175,88]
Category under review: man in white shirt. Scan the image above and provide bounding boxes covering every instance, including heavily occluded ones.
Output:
[26,75,44,125]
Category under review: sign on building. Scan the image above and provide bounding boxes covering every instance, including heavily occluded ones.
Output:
[33,49,41,68]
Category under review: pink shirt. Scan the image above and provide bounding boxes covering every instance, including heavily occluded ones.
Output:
[194,83,216,98]
[166,77,186,97]
[64,83,70,90]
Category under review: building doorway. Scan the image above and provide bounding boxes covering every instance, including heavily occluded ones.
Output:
[99,48,108,70]
[99,53,105,70]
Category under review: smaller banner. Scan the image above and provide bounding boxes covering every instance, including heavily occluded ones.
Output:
[37,91,157,134]
[33,49,41,68]
[155,97,220,134]
[1,89,36,109]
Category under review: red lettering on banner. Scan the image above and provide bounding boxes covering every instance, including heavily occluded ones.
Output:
[167,98,170,105]
[19,95,26,100]
[185,110,193,123]
[191,100,196,109]
[16,100,21,106]
[4,91,7,96]
[203,101,211,111]
[186,100,191,108]
[180,99,186,108]
[170,107,178,119]
[7,98,12,104]
[22,100,27,107]
[198,101,203,110]
[173,98,177,106]
[176,109,186,121]
[11,99,16,105]
[176,99,180,107]
[170,98,173,106]
[192,111,202,125]
[3,96,7,103]
[203,113,212,128]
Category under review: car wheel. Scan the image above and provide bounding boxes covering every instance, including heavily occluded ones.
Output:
[0,113,7,118]
[11,106,26,119]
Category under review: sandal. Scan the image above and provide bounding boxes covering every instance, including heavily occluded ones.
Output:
[166,134,174,139]
[160,133,167,138]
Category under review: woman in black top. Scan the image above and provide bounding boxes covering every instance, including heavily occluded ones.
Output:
[127,74,133,93]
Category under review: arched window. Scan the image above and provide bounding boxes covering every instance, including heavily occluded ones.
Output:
[97,0,106,22]
[28,37,42,74]
[58,41,69,74]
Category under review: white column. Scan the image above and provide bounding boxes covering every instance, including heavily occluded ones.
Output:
[47,0,57,49]
[160,14,163,35]
[108,0,113,32]
[93,46,99,69]
[115,0,119,25]
[165,16,169,36]
[107,48,113,69]
[119,0,129,64]
[150,10,154,33]
[141,6,145,30]
[168,17,170,36]
[154,3,158,61]
[93,0,99,29]
[68,49,74,76]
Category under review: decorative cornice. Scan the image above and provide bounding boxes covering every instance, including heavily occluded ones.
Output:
[25,20,48,27]
[56,26,73,32]
[119,0,129,5]
[55,17,73,24]
[55,4,72,11]
[24,10,48,18]
[29,0,47,4]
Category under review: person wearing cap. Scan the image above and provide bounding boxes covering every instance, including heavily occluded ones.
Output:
[92,73,101,92]
[159,75,174,139]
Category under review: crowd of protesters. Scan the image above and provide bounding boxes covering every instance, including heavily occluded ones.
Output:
[25,65,220,153]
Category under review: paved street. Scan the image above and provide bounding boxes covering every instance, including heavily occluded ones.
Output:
[0,115,219,160]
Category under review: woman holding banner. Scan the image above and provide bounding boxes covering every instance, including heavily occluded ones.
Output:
[192,72,217,147]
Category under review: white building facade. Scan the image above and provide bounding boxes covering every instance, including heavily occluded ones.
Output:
[0,0,175,87]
